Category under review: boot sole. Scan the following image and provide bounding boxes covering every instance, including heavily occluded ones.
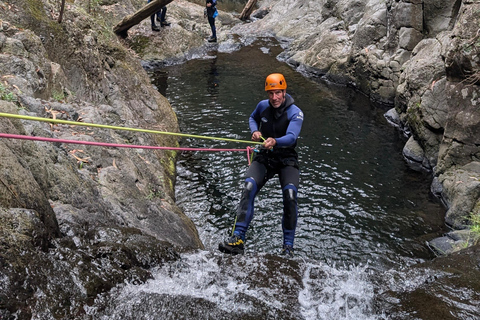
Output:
[218,243,244,255]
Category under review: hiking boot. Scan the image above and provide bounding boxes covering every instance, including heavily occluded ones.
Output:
[151,25,160,31]
[218,235,244,255]
[280,244,294,258]
[207,36,217,43]
[160,21,171,27]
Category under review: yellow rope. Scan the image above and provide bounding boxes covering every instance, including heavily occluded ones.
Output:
[0,112,257,145]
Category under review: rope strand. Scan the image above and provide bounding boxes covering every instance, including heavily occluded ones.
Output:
[0,133,248,152]
[0,112,258,145]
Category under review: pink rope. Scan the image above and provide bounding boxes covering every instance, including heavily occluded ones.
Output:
[0,133,248,153]
[247,146,253,165]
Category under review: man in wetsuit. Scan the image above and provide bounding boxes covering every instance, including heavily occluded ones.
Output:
[218,73,304,257]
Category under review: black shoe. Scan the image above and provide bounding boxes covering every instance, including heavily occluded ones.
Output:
[280,245,294,258]
[207,36,217,43]
[161,21,171,27]
[152,25,160,31]
[218,235,244,255]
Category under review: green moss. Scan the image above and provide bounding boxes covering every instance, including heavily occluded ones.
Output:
[468,212,480,244]
[146,184,164,200]
[406,101,428,134]
[25,0,48,21]
[52,90,65,102]
[0,84,17,102]
[129,35,151,56]
[24,0,62,32]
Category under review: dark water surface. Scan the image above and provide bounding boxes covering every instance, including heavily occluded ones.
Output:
[150,39,447,269]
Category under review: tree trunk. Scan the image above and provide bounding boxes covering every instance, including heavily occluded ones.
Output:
[113,0,174,38]
[239,0,258,21]
[58,0,66,23]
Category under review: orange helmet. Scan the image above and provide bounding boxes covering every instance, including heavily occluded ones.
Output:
[265,73,287,91]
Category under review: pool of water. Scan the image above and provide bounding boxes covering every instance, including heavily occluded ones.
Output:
[149,38,447,269]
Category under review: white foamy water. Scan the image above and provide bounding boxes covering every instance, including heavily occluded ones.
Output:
[90,251,388,320]
[299,262,384,320]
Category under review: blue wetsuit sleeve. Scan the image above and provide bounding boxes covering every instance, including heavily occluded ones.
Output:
[275,107,304,147]
[249,102,263,133]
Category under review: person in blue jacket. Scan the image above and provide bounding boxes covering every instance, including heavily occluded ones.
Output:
[219,73,304,257]
[206,0,217,42]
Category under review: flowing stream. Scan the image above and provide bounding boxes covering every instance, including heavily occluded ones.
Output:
[90,39,468,319]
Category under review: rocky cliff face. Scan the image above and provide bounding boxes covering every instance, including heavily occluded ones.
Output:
[0,0,202,317]
[229,0,480,250]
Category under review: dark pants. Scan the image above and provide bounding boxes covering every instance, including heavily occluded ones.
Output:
[208,16,216,38]
[148,1,166,26]
[234,155,299,246]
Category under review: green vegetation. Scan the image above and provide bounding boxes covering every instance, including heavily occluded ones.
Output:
[406,101,421,126]
[146,184,164,200]
[469,213,480,242]
[0,84,17,102]
[462,212,480,248]
[52,90,65,102]
[129,35,151,56]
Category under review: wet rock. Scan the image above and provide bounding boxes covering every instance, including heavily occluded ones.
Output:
[427,229,474,256]
[403,136,431,172]
[384,107,401,128]
[436,162,480,229]
[93,252,304,320]
[0,216,181,319]
[377,244,480,318]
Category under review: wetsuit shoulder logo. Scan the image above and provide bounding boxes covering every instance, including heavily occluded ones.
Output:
[261,117,268,123]
[296,112,304,121]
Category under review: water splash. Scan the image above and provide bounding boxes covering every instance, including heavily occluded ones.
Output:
[299,262,384,320]
[90,251,388,319]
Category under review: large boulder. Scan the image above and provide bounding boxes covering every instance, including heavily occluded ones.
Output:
[394,36,450,169]
[435,162,480,228]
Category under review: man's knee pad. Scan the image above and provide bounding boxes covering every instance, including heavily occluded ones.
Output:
[244,178,256,192]
[237,177,257,222]
[282,184,297,230]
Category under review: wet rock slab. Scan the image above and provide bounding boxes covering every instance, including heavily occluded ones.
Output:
[377,244,480,319]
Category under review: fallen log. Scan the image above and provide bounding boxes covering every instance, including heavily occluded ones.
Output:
[113,0,174,38]
[239,0,257,21]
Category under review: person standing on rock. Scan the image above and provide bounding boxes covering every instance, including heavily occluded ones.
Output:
[205,0,217,42]
[218,73,304,257]
[148,0,171,32]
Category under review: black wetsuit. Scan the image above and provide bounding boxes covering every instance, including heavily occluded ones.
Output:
[233,93,304,247]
